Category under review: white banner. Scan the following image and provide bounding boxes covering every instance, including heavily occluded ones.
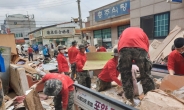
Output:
[74,85,135,110]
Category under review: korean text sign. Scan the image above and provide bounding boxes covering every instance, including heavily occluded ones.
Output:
[95,1,130,22]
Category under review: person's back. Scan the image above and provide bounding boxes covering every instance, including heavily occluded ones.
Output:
[68,46,79,64]
[118,27,149,52]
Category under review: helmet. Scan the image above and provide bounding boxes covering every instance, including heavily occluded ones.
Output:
[43,79,62,96]
[112,48,119,56]
[72,40,77,45]
[58,45,64,50]
[79,44,85,49]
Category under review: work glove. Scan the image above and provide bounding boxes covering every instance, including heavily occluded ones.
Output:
[131,64,139,75]
[30,84,37,89]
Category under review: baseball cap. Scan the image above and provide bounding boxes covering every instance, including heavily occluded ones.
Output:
[112,48,119,56]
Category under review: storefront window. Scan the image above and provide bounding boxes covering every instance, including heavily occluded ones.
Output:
[154,13,169,38]
[94,30,102,38]
[94,28,112,48]
[102,28,111,42]
[118,25,130,38]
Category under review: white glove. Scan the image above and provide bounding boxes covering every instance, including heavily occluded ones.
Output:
[131,65,139,74]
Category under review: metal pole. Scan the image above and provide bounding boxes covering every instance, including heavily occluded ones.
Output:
[77,0,84,43]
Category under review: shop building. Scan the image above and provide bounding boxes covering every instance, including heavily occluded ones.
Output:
[83,0,184,47]
[28,22,83,48]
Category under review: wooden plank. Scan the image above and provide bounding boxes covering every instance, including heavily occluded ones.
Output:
[155,31,184,61]
[10,64,29,96]
[150,26,181,61]
[24,89,44,110]
[0,79,5,110]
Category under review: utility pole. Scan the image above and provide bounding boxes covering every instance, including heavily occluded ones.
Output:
[27,11,31,32]
[77,0,84,43]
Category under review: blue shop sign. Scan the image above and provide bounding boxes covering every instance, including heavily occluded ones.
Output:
[171,0,182,3]
[95,1,130,22]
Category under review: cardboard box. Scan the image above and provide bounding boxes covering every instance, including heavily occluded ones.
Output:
[160,75,184,92]
[0,34,17,55]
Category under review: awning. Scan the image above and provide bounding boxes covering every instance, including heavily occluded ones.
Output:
[44,35,73,39]
[81,18,130,31]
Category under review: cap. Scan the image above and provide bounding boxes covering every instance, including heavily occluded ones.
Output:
[72,40,77,45]
[112,48,118,56]
[174,37,184,48]
[58,45,64,50]
[95,44,99,48]
[43,79,62,96]
[171,44,175,51]
[79,44,85,49]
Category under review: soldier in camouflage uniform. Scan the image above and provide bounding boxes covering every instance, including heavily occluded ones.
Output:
[76,44,91,88]
[96,48,122,92]
[30,73,74,110]
[117,27,155,102]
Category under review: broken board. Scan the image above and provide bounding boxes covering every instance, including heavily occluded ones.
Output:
[10,64,29,96]
[150,26,181,61]
[24,89,44,110]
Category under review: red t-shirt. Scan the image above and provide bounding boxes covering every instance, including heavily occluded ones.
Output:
[75,52,86,72]
[97,47,107,52]
[98,58,122,86]
[28,48,33,54]
[167,50,184,75]
[57,53,69,72]
[42,73,74,109]
[118,27,149,52]
[68,46,79,64]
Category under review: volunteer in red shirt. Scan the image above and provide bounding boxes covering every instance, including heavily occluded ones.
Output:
[68,41,79,80]
[168,37,184,75]
[75,44,91,88]
[96,48,122,92]
[57,45,69,75]
[117,27,155,102]
[95,44,107,52]
[28,46,33,61]
[31,73,74,110]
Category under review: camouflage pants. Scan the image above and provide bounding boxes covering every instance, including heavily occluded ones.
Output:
[76,71,91,88]
[71,63,76,80]
[54,91,74,110]
[117,48,155,100]
[96,78,111,92]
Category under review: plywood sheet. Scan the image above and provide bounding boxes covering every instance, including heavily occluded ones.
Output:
[150,26,181,61]
[0,34,17,55]
[10,64,29,96]
[83,52,113,70]
[155,31,184,60]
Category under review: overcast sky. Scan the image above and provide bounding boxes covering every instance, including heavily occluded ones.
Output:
[0,0,117,27]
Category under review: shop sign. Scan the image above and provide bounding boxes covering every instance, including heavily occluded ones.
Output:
[74,88,124,110]
[169,0,182,3]
[95,1,130,22]
[45,28,75,36]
